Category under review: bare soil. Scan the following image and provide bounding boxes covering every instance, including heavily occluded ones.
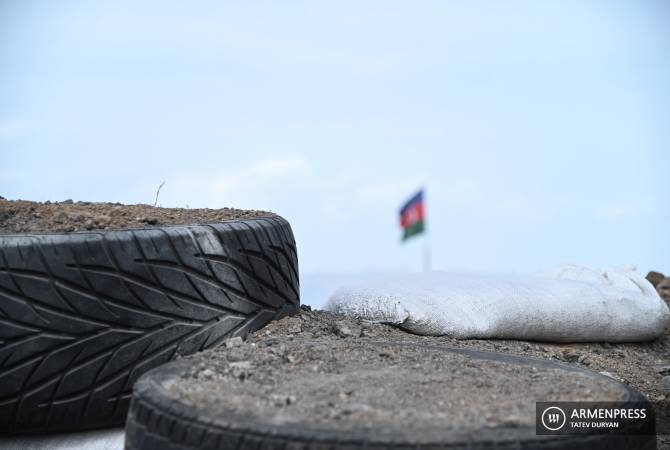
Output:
[0,199,270,234]
[172,309,643,436]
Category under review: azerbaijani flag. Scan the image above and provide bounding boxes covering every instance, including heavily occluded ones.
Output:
[399,189,425,242]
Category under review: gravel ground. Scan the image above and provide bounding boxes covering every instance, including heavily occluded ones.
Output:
[0,199,270,234]
[172,308,659,441]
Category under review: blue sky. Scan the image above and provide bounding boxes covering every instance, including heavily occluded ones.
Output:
[1,1,669,291]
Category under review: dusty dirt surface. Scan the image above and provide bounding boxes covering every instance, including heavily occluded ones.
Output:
[0,199,271,234]
[648,270,670,303]
[173,309,635,437]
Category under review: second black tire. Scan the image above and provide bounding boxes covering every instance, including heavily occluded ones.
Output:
[125,344,655,450]
[0,215,299,434]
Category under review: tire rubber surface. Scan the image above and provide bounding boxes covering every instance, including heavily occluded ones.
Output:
[0,216,299,434]
[124,343,655,450]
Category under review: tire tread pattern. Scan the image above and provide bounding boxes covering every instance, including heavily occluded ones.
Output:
[0,216,298,433]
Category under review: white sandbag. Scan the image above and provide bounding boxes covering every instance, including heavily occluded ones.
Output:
[326,266,670,342]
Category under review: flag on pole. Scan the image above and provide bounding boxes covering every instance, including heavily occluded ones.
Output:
[399,189,425,242]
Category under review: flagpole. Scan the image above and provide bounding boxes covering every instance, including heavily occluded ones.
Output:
[423,235,431,272]
[423,187,430,272]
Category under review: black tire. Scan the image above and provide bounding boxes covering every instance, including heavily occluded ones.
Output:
[124,343,655,450]
[0,215,299,434]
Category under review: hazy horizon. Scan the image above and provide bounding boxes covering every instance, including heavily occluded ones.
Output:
[2,1,669,295]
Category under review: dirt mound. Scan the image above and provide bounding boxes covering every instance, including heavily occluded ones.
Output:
[648,270,670,302]
[173,308,629,434]
[162,308,670,447]
[0,199,270,234]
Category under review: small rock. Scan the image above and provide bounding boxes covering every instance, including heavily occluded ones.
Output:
[44,200,51,205]
[229,361,253,380]
[287,318,302,334]
[332,321,360,338]
[577,354,590,365]
[599,371,623,382]
[54,211,68,222]
[339,403,371,415]
[300,304,312,311]
[654,365,670,375]
[140,216,159,225]
[359,322,377,337]
[360,328,376,338]
[84,219,95,230]
[338,390,353,400]
[62,199,73,204]
[498,414,524,428]
[200,368,215,379]
[229,361,253,370]
[95,215,111,226]
[270,394,296,407]
[224,337,244,348]
[562,350,580,363]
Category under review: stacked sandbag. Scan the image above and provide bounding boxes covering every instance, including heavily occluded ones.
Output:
[327,266,670,343]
